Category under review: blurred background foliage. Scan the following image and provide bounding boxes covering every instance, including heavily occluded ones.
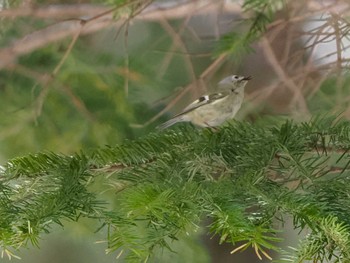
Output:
[0,0,350,262]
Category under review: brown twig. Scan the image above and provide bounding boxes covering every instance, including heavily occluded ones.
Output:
[0,1,242,71]
[261,36,310,114]
[157,15,192,80]
[136,83,193,127]
[159,19,203,96]
[34,24,83,118]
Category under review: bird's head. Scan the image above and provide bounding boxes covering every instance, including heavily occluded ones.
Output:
[218,75,251,91]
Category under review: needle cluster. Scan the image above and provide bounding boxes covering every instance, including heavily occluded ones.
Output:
[2,116,350,262]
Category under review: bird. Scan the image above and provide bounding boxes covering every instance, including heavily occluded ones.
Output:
[157,74,251,129]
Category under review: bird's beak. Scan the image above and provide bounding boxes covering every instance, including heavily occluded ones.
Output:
[242,76,252,81]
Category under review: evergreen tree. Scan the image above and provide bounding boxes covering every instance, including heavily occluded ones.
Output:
[2,116,350,262]
[0,0,350,262]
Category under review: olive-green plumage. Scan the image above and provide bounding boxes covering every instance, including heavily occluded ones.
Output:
[158,75,251,129]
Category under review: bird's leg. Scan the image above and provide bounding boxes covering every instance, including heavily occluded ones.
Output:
[204,122,219,132]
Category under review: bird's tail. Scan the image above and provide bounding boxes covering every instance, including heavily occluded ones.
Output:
[157,116,184,130]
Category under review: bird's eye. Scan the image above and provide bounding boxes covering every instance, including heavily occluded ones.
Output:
[234,76,239,79]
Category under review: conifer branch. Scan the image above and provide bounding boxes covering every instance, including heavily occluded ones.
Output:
[2,117,350,261]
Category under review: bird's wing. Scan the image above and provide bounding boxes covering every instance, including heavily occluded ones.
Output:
[172,92,228,118]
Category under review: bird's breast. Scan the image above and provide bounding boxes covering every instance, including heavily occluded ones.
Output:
[188,93,244,127]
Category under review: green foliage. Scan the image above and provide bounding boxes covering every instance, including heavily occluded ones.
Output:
[308,75,350,113]
[0,1,210,159]
[0,152,104,255]
[2,117,350,261]
[282,216,350,262]
[216,0,285,57]
[1,1,350,261]
[216,32,255,58]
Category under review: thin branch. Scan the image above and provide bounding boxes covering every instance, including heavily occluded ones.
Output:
[10,64,95,122]
[159,19,203,96]
[123,20,130,97]
[35,25,83,118]
[0,1,243,71]
[135,52,227,127]
[157,15,192,80]
[0,19,112,70]
[0,4,107,19]
[260,37,310,114]
[53,25,82,76]
[131,83,193,127]
[59,84,96,122]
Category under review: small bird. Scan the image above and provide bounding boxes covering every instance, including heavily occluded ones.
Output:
[157,75,251,129]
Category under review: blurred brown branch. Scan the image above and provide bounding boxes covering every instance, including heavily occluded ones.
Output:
[1,0,350,126]
[0,4,107,19]
[0,18,110,70]
[242,0,350,119]
[0,1,240,70]
[0,1,241,20]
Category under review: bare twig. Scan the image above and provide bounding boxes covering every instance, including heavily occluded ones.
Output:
[123,20,130,97]
[133,83,193,127]
[10,64,95,121]
[0,1,242,71]
[139,53,227,127]
[35,24,83,118]
[157,15,192,80]
[159,19,203,96]
[53,25,82,76]
[0,19,112,70]
[261,37,310,114]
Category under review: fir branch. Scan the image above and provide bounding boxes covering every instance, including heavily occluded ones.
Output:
[2,117,350,261]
